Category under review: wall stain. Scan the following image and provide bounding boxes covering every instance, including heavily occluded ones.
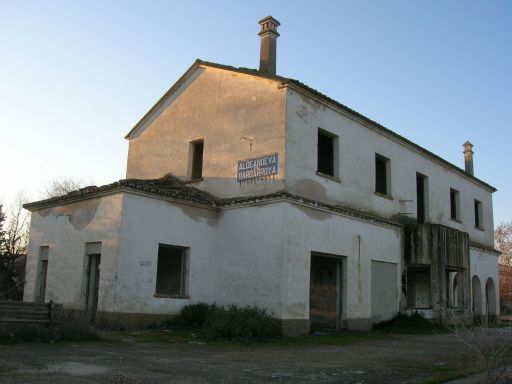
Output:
[173,203,222,226]
[296,205,330,221]
[37,199,101,230]
[289,179,328,202]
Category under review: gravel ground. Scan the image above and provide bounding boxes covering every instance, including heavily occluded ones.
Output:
[1,329,511,384]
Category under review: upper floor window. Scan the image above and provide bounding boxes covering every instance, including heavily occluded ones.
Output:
[189,139,204,180]
[317,129,338,178]
[450,188,460,221]
[474,199,483,228]
[375,154,391,196]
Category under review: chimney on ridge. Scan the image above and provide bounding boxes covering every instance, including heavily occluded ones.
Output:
[463,141,474,176]
[258,16,280,74]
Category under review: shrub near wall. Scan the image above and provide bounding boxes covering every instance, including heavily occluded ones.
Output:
[174,303,282,342]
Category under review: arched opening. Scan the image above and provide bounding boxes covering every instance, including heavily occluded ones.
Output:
[485,277,497,321]
[472,275,482,318]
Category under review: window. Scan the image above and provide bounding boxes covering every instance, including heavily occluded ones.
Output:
[416,173,428,223]
[189,140,204,180]
[155,244,187,297]
[375,154,390,196]
[474,199,483,228]
[450,188,460,221]
[317,129,338,178]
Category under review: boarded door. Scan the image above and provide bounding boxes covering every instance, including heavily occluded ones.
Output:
[37,246,49,303]
[371,261,398,322]
[310,255,340,329]
[85,254,100,322]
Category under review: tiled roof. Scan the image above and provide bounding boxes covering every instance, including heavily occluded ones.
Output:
[23,174,218,210]
[23,174,402,229]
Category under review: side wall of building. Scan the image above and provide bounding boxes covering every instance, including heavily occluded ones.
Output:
[23,194,124,311]
[126,66,287,198]
[280,202,403,332]
[285,88,494,248]
[470,247,500,317]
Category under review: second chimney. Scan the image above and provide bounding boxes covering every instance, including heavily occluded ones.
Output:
[463,141,474,176]
[258,16,280,74]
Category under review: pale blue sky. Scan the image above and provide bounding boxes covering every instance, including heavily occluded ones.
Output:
[0,1,510,224]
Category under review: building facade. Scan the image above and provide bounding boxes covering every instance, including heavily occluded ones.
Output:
[23,17,499,334]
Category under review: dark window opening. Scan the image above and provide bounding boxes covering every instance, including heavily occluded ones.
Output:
[450,188,459,220]
[474,199,482,228]
[375,155,389,195]
[191,140,204,180]
[317,130,336,176]
[155,245,187,296]
[416,173,427,223]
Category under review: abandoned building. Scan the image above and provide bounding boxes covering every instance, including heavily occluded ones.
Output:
[23,16,499,334]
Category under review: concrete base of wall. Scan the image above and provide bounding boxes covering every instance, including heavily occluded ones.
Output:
[63,309,176,330]
[346,318,374,331]
[282,319,310,336]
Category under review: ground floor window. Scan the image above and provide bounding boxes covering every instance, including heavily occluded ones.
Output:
[155,244,188,297]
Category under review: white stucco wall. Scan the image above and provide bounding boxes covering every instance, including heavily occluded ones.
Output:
[284,87,495,247]
[126,65,287,198]
[280,202,402,328]
[23,194,123,310]
[470,247,500,316]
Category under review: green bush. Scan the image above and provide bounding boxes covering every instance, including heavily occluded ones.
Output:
[373,312,442,334]
[177,303,216,327]
[169,303,281,342]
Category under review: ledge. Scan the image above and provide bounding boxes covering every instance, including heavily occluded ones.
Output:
[450,218,463,224]
[374,191,393,200]
[316,171,341,183]
[153,293,190,299]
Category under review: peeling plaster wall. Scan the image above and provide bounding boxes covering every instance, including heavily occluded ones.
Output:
[23,194,123,311]
[126,66,286,198]
[114,195,286,317]
[285,88,494,247]
[280,203,402,329]
[113,193,219,315]
[470,247,500,316]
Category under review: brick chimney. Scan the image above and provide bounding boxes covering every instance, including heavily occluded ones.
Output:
[258,16,280,74]
[463,141,474,175]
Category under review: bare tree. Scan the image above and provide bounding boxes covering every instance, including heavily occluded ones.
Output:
[44,177,85,198]
[495,222,512,267]
[0,193,30,300]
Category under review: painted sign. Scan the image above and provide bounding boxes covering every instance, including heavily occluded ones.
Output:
[237,153,279,182]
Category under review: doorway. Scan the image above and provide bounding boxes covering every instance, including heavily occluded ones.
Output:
[85,252,101,323]
[309,254,342,329]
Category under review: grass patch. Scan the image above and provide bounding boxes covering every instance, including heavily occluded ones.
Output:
[128,327,393,348]
[0,318,102,344]
[373,312,446,334]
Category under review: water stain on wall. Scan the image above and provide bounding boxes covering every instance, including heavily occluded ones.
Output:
[37,199,101,231]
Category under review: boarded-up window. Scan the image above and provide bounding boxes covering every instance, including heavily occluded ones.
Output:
[155,245,187,296]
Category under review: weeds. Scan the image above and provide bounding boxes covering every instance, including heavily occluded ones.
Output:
[373,312,446,334]
[150,303,281,342]
[0,316,101,344]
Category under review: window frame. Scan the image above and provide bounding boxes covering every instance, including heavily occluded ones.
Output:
[474,199,483,229]
[154,244,189,298]
[375,154,391,197]
[450,188,461,221]
[316,128,339,180]
[188,139,204,181]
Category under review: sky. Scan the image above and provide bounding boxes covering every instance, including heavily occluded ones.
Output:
[0,0,511,224]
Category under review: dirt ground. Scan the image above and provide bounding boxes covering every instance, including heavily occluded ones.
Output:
[0,329,511,384]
